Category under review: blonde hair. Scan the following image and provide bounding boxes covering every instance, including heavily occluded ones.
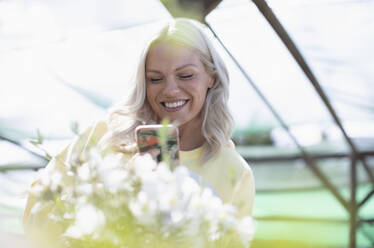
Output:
[104,18,234,162]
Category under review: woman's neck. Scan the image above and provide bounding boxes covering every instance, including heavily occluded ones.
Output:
[178,119,205,151]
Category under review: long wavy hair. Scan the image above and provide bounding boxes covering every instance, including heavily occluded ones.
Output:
[103,18,234,162]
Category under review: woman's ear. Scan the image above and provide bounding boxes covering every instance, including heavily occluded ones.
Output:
[208,75,215,89]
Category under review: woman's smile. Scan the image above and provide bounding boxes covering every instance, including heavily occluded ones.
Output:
[162,100,189,112]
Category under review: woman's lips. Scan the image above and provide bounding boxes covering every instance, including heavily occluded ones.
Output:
[162,100,188,112]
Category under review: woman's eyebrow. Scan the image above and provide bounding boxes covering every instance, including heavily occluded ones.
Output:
[146,64,197,73]
[175,64,197,71]
[145,69,162,73]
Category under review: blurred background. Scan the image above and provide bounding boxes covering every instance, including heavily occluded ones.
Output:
[0,0,373,247]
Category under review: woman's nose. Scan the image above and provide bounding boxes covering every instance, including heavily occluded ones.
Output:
[163,77,180,97]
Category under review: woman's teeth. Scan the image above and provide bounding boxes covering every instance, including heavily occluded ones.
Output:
[164,101,186,108]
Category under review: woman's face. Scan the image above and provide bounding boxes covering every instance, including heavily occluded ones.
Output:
[145,42,214,129]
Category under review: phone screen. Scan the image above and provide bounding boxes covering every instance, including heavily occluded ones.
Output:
[136,125,179,165]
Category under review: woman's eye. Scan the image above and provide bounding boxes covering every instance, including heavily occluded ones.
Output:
[179,74,193,80]
[150,78,162,83]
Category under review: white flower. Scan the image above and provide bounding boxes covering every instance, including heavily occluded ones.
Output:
[77,163,90,181]
[98,166,129,194]
[100,152,126,172]
[218,205,238,230]
[199,188,223,221]
[39,167,63,192]
[29,183,47,198]
[36,151,256,247]
[237,217,256,247]
[76,183,93,195]
[129,191,158,227]
[154,162,175,183]
[64,204,106,238]
[132,154,157,176]
[81,150,129,194]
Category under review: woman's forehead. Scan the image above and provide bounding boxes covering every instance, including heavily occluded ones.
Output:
[146,42,202,71]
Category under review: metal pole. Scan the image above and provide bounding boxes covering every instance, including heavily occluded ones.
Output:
[349,154,357,248]
[358,188,374,208]
[243,151,374,163]
[205,23,349,212]
[360,218,374,224]
[257,216,347,224]
[359,226,374,247]
[250,0,374,184]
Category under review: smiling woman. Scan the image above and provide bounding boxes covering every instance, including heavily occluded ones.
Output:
[104,17,255,216]
[23,18,255,242]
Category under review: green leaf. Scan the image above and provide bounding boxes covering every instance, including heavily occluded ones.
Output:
[158,118,171,167]
[37,129,44,144]
[30,140,39,146]
[70,121,80,135]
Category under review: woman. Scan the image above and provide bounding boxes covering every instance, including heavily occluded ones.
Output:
[24,18,255,228]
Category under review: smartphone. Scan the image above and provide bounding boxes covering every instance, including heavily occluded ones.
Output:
[135,124,180,166]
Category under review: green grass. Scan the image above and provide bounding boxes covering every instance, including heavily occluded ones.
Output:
[252,184,374,248]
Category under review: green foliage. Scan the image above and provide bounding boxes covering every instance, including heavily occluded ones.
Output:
[30,129,52,161]
[232,128,273,146]
[30,129,43,146]
[157,119,179,169]
[70,121,80,135]
[161,0,205,22]
[158,118,171,166]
